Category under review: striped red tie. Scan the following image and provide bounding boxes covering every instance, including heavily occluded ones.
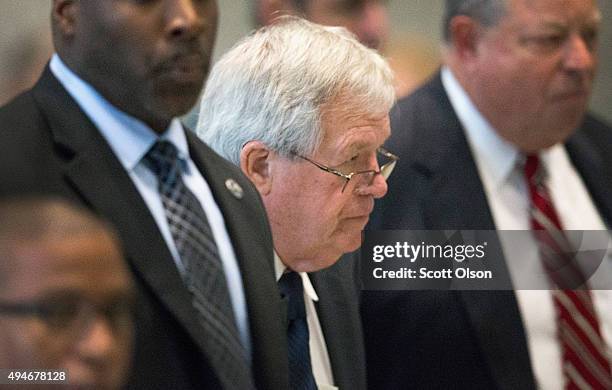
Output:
[525,154,611,390]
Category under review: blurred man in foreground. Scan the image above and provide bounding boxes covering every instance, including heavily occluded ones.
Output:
[0,198,133,389]
[198,17,396,390]
[364,0,612,389]
[0,1,286,388]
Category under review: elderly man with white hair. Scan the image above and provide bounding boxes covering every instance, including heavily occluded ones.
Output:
[197,16,396,390]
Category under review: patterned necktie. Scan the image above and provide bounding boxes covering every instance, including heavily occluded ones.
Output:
[145,140,254,390]
[278,271,317,390]
[525,154,612,390]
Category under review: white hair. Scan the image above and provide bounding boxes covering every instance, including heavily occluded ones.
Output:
[196,16,395,165]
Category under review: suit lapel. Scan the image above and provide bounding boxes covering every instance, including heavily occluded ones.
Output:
[566,122,612,227]
[406,74,495,230]
[309,264,364,390]
[61,153,208,339]
[414,74,537,389]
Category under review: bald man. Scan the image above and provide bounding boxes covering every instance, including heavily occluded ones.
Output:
[0,198,133,389]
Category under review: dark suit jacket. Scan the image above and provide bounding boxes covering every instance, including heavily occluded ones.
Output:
[362,72,612,390]
[309,254,366,390]
[0,67,289,390]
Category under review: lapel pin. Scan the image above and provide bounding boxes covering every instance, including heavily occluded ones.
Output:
[225,178,244,199]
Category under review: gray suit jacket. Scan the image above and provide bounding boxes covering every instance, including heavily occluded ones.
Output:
[0,67,290,390]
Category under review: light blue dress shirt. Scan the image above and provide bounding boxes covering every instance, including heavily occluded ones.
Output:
[50,54,252,355]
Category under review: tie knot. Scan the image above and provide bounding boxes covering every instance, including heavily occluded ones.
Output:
[145,140,182,180]
[524,154,544,186]
[278,272,306,321]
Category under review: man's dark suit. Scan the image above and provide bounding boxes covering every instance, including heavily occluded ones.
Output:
[0,67,289,390]
[362,73,612,390]
[309,255,366,390]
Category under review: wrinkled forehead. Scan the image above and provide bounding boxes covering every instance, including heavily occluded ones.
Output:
[318,100,390,156]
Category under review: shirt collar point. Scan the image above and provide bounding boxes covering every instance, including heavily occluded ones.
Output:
[273,252,320,302]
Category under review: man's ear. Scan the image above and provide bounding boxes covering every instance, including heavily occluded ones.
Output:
[448,15,483,62]
[240,141,273,196]
[52,0,78,38]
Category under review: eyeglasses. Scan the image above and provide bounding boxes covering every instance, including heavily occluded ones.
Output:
[0,294,133,341]
[294,146,398,193]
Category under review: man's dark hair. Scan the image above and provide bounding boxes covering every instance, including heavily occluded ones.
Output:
[443,0,507,42]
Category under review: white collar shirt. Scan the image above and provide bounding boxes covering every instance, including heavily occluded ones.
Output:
[442,66,612,390]
[274,253,337,390]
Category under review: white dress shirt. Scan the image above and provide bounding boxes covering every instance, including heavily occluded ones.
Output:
[274,253,337,390]
[442,66,612,390]
[50,54,252,354]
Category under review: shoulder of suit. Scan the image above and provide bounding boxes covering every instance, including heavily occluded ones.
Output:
[387,74,452,154]
[186,131,244,175]
[572,112,612,146]
[0,89,48,145]
[393,72,443,111]
[0,88,39,123]
[581,112,612,132]
[186,131,264,199]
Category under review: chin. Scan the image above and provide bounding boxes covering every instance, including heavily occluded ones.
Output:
[152,87,201,118]
[315,244,350,270]
[339,230,364,254]
[162,98,199,118]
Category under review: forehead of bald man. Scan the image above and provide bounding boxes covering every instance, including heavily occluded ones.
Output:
[0,197,115,242]
[0,198,125,288]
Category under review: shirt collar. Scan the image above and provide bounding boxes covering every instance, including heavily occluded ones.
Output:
[49,54,190,170]
[274,252,319,302]
[441,66,520,190]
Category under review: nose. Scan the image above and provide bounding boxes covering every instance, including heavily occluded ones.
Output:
[563,32,596,74]
[357,1,389,49]
[164,0,208,40]
[355,172,388,199]
[74,315,117,369]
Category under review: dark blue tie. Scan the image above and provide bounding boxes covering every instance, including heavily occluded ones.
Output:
[278,271,317,390]
[145,140,254,390]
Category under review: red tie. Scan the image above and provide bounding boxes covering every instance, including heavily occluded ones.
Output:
[525,154,611,390]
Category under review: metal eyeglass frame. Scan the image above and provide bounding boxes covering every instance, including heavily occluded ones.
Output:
[294,146,399,193]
